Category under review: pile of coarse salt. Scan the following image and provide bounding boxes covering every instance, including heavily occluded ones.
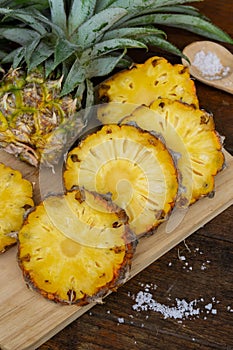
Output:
[131,283,219,321]
[192,50,230,80]
[132,291,200,320]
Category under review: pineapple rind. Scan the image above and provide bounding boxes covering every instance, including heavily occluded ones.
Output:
[0,162,34,253]
[18,188,136,305]
[64,124,179,237]
[0,68,77,167]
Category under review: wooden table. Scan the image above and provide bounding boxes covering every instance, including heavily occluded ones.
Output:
[37,1,232,349]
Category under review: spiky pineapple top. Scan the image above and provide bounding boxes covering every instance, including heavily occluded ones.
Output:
[0,0,232,105]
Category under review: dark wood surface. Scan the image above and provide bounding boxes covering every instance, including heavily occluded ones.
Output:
[38,1,233,349]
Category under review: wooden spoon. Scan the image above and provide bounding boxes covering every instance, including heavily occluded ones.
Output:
[182,41,233,94]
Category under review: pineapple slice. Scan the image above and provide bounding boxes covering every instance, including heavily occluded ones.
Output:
[96,56,199,124]
[0,163,34,253]
[18,187,136,305]
[121,99,224,205]
[64,124,178,237]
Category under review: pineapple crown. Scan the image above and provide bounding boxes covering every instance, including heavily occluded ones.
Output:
[0,0,232,107]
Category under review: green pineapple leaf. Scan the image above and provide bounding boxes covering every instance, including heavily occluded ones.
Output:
[85,78,95,109]
[0,8,47,35]
[86,50,127,78]
[74,80,86,107]
[61,59,87,96]
[125,14,233,44]
[154,5,208,19]
[95,0,117,12]
[91,38,147,58]
[25,37,41,65]
[48,0,66,32]
[1,46,23,65]
[0,0,49,11]
[139,35,184,57]
[108,0,201,14]
[12,46,25,67]
[71,8,128,48]
[28,39,54,70]
[108,1,202,28]
[0,27,40,45]
[68,0,96,35]
[53,37,79,69]
[102,27,166,41]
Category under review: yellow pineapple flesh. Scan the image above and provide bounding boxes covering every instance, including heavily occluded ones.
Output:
[121,99,224,205]
[18,187,136,305]
[96,56,199,124]
[0,163,34,253]
[64,124,178,237]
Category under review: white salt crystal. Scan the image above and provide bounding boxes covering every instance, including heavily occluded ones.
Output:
[205,303,213,310]
[118,317,125,324]
[179,255,186,261]
[193,50,230,80]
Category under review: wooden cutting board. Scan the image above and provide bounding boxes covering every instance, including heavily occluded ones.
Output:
[0,149,233,350]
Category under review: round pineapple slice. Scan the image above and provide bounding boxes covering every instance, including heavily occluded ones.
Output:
[96,56,199,124]
[0,163,34,253]
[121,99,224,205]
[18,187,136,305]
[64,124,178,237]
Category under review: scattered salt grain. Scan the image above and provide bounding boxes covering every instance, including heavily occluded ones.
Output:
[118,317,125,324]
[179,255,186,261]
[227,306,233,312]
[192,50,230,80]
[205,303,213,311]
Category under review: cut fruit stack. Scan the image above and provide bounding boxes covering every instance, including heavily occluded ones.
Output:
[96,56,225,207]
[1,56,225,305]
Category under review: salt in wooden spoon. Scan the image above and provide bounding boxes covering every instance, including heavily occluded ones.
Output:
[182,41,233,94]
